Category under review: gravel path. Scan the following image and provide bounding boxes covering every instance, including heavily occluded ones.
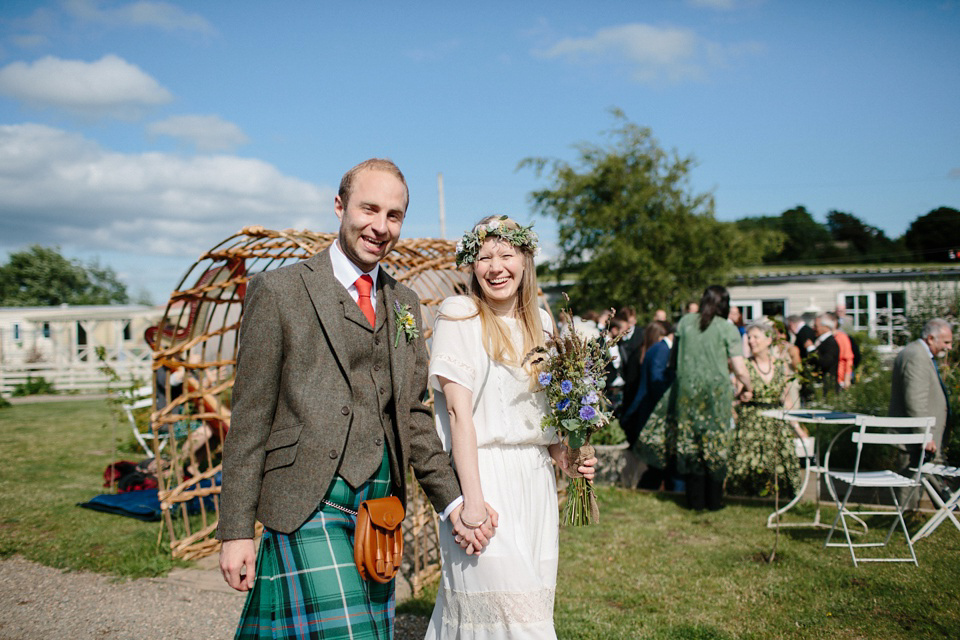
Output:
[0,555,429,639]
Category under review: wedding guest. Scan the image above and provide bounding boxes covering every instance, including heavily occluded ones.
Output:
[891,318,953,506]
[604,316,629,411]
[685,301,699,314]
[616,307,642,365]
[637,285,752,511]
[729,305,746,337]
[728,321,803,496]
[624,322,680,491]
[809,314,840,396]
[653,308,668,322]
[829,311,855,389]
[426,215,596,639]
[619,321,670,446]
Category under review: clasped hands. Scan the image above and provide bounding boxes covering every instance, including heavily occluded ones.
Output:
[451,448,600,555]
[452,502,499,555]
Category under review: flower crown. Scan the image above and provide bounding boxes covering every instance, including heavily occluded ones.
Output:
[455,216,539,266]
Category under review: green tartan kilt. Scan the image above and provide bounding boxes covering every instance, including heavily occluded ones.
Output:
[236,448,395,640]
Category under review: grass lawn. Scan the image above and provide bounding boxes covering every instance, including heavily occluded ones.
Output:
[3,399,960,637]
[0,398,185,578]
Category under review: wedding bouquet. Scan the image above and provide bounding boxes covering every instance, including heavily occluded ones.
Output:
[527,305,618,526]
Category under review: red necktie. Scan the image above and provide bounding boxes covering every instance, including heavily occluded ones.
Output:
[355,275,375,327]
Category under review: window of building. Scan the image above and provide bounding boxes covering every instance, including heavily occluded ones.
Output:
[841,290,906,349]
[13,323,20,341]
[731,299,787,324]
[42,322,51,338]
[122,320,132,341]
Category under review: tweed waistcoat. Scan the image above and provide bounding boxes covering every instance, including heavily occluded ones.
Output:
[338,289,395,487]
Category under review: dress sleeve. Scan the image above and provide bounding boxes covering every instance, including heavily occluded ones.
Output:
[722,321,743,359]
[429,296,480,392]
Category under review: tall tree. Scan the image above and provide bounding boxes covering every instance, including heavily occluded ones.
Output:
[520,112,782,313]
[826,210,900,261]
[903,207,960,262]
[0,245,129,306]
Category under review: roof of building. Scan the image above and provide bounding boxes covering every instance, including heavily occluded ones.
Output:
[732,264,960,284]
[0,304,164,322]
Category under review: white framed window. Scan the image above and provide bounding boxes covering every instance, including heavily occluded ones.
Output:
[731,299,787,324]
[840,290,906,349]
[13,323,20,341]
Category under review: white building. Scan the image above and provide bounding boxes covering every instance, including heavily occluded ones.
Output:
[0,304,164,395]
[728,265,960,352]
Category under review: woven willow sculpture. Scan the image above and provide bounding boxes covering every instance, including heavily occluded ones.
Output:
[147,226,471,594]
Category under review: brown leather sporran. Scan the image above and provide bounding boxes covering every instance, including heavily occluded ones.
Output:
[353,496,405,583]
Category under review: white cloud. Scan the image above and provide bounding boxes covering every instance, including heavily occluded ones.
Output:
[147,115,250,152]
[0,124,332,257]
[537,23,761,84]
[63,0,215,35]
[0,55,173,117]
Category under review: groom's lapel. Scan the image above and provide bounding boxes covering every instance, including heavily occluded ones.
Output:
[381,272,407,395]
[301,250,351,386]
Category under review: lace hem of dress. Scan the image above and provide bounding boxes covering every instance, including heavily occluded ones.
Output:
[434,352,475,379]
[440,587,555,630]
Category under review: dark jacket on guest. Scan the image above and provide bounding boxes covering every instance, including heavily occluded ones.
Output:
[621,338,675,446]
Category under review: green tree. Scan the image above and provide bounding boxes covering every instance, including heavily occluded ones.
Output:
[0,245,129,306]
[520,112,782,313]
[903,206,960,262]
[826,210,901,262]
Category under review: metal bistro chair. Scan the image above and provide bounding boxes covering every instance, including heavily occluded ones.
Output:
[823,415,934,567]
[911,463,960,543]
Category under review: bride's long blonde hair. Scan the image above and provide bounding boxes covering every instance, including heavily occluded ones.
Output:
[449,215,548,370]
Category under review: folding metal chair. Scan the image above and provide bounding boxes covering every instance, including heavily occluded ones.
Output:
[121,385,167,457]
[911,463,960,543]
[823,415,934,566]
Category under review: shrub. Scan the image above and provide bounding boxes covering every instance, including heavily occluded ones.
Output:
[11,375,56,397]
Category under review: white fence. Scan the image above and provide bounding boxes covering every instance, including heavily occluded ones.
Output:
[0,361,152,397]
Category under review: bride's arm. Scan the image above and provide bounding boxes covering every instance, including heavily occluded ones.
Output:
[439,376,499,550]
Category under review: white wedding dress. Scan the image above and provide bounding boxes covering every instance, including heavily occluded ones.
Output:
[425,296,559,640]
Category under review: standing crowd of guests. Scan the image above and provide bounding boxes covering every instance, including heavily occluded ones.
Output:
[571,287,872,511]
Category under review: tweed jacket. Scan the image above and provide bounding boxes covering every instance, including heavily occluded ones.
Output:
[217,249,461,539]
[890,339,949,458]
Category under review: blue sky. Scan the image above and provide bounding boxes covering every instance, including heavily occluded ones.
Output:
[1,0,958,304]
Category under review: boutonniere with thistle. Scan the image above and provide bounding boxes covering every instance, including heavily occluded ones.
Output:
[393,301,420,347]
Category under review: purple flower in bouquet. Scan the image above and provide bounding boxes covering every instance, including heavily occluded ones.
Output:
[557,398,571,410]
[560,380,573,394]
[579,405,598,421]
[581,391,598,405]
[538,372,552,386]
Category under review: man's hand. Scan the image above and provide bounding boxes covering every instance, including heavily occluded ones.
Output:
[220,538,256,591]
[451,502,499,555]
[925,439,937,454]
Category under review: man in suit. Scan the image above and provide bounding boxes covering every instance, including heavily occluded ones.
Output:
[621,322,678,490]
[217,159,491,638]
[891,318,953,504]
[809,313,840,396]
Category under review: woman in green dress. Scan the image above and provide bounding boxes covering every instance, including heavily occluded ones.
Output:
[636,285,753,510]
[727,321,803,496]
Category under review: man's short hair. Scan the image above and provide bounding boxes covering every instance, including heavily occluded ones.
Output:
[817,313,837,330]
[338,158,408,211]
[922,317,952,339]
[614,307,635,322]
[786,314,802,325]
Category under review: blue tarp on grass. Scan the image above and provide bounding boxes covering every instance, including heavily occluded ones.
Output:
[77,474,220,521]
